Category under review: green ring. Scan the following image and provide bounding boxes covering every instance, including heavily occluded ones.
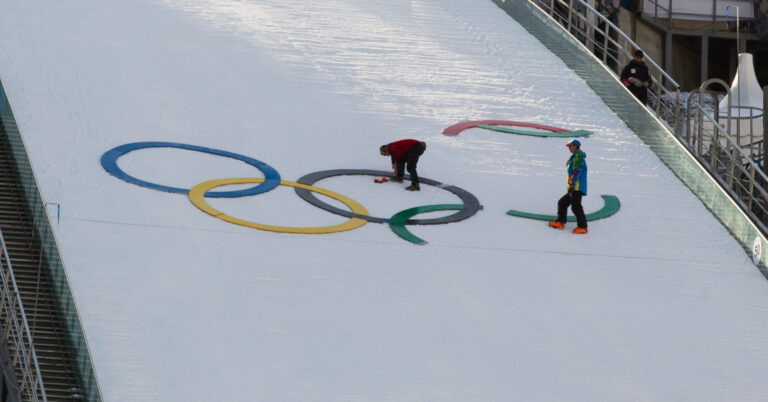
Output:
[389,204,465,244]
[477,125,592,138]
[506,195,620,221]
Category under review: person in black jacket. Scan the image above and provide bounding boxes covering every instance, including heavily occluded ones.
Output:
[620,50,652,104]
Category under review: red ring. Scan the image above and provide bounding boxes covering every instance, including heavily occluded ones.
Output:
[442,120,569,136]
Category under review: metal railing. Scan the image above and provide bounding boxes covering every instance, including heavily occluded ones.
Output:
[527,0,768,235]
[643,0,760,32]
[534,0,682,126]
[686,103,768,233]
[0,229,46,401]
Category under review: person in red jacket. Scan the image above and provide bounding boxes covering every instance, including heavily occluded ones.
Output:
[379,139,426,191]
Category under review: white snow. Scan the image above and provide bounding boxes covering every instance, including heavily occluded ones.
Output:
[1,0,768,400]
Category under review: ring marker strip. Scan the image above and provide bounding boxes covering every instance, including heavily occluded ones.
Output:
[101,142,280,197]
[477,125,592,138]
[505,195,621,222]
[442,120,571,136]
[389,204,464,244]
[189,178,368,234]
[295,169,480,225]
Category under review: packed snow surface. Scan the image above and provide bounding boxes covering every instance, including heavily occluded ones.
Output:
[1,0,768,400]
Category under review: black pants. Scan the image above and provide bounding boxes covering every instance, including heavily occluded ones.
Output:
[396,142,425,184]
[630,86,648,104]
[557,190,587,228]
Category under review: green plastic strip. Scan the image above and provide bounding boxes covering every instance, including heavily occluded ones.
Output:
[506,195,620,221]
[477,125,592,138]
[389,204,464,244]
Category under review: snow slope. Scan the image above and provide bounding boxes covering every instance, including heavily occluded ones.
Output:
[1,0,768,400]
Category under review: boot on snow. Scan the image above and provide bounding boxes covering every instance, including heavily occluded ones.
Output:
[548,221,565,230]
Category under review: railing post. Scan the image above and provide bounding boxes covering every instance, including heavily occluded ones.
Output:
[698,106,705,157]
[567,0,574,32]
[711,119,718,169]
[602,25,610,64]
[655,82,662,115]
[749,163,757,210]
[763,86,768,170]
[586,4,594,53]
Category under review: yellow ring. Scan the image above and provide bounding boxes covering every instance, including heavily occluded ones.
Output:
[188,177,368,234]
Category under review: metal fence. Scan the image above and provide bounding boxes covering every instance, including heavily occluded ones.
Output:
[0,229,46,401]
[527,0,768,236]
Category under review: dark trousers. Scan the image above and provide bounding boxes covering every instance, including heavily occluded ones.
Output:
[396,142,425,184]
[630,86,648,104]
[557,190,587,228]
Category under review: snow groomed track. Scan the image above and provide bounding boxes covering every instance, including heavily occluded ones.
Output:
[3,0,768,400]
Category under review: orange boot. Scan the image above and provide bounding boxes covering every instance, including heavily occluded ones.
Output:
[548,221,565,230]
[572,227,588,234]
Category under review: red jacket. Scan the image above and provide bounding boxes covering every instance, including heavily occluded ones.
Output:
[388,139,419,161]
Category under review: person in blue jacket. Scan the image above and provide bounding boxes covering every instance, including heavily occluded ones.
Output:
[549,139,588,234]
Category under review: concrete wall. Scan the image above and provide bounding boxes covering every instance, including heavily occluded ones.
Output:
[634,18,664,62]
[670,38,701,90]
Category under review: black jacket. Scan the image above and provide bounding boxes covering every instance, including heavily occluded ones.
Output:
[620,60,652,104]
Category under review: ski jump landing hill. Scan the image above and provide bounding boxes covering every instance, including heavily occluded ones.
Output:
[2,0,768,400]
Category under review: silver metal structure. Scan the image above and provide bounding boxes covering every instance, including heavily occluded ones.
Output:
[0,229,47,401]
[525,0,768,235]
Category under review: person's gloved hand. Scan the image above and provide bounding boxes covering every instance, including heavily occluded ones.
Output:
[628,77,644,87]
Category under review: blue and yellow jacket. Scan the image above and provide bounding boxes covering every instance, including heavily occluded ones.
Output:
[567,150,587,195]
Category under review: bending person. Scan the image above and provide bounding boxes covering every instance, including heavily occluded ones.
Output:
[379,139,426,191]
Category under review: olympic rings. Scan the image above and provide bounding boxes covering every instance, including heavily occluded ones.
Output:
[295,169,480,225]
[101,142,281,197]
[100,142,483,242]
[188,177,369,234]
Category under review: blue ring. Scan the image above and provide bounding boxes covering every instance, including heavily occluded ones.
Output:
[101,142,281,197]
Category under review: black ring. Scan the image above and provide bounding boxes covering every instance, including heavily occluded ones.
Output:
[295,169,480,225]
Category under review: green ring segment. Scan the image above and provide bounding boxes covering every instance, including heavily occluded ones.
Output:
[389,204,464,244]
[477,125,592,138]
[506,195,620,221]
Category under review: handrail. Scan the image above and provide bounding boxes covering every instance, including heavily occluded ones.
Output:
[691,104,768,233]
[0,228,47,401]
[546,0,680,89]
[644,0,758,22]
[0,74,102,401]
[522,0,768,237]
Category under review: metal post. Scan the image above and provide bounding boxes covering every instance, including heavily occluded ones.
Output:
[602,25,610,64]
[749,163,757,210]
[586,0,595,53]
[763,86,768,170]
[713,0,718,32]
[727,143,736,188]
[674,88,681,135]
[700,34,709,82]
[567,0,574,32]
[665,32,673,73]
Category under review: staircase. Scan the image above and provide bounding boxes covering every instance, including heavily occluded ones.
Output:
[0,127,84,400]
